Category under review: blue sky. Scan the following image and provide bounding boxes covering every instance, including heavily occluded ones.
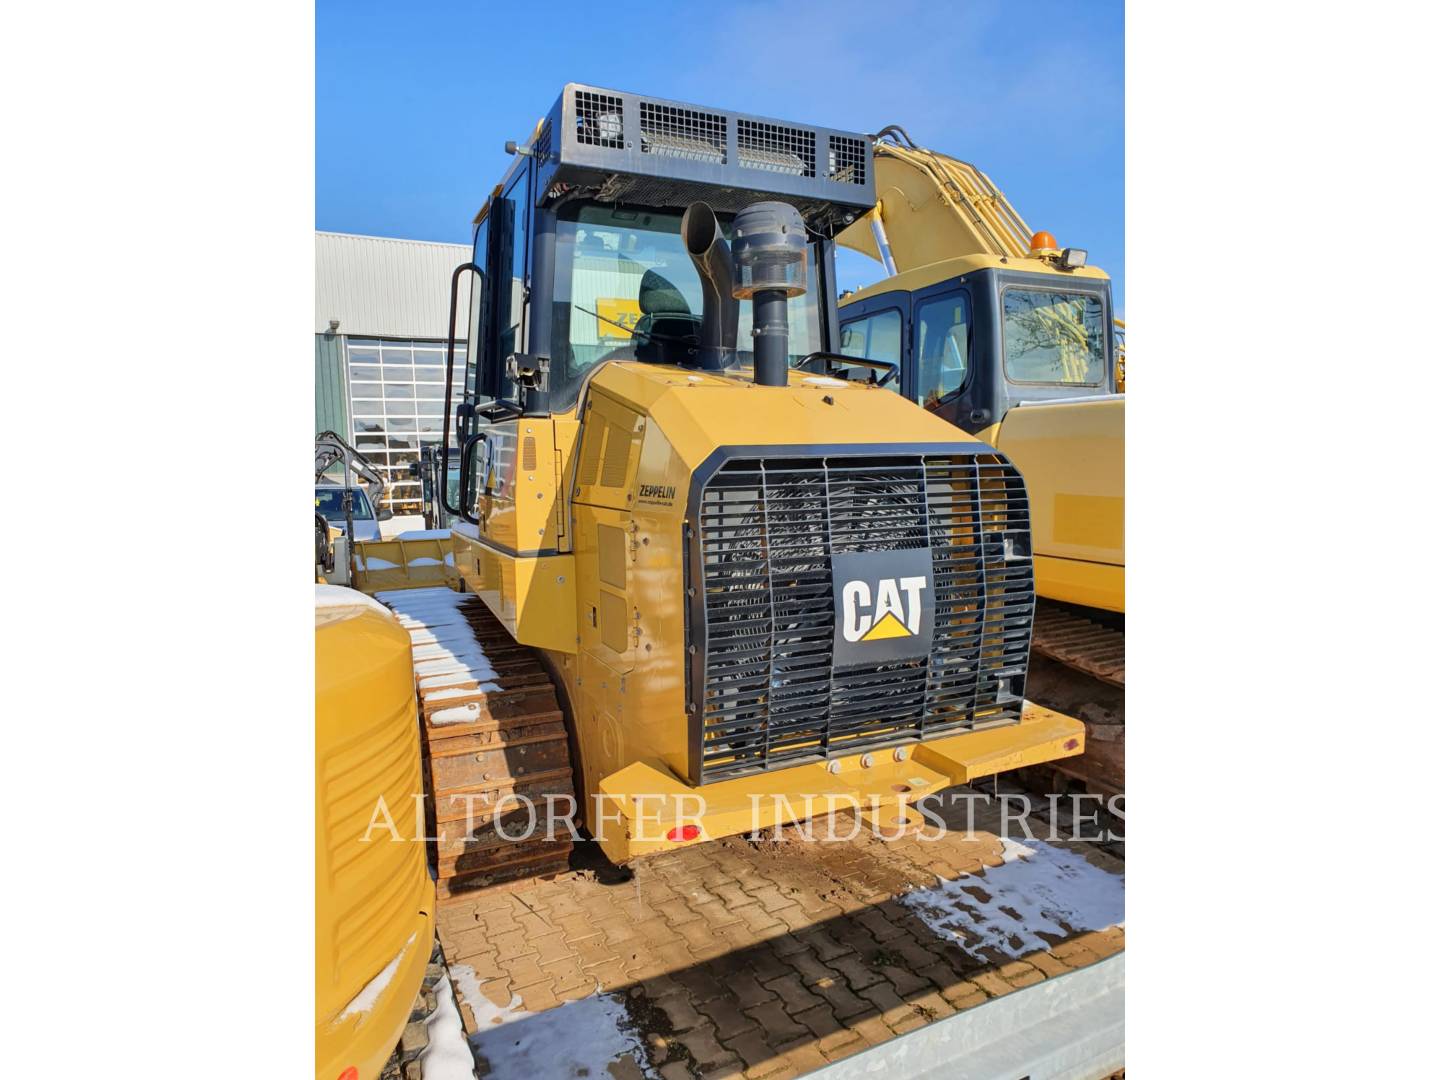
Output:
[317,0,1123,311]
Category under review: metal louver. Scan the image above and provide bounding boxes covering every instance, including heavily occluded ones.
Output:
[736,118,816,177]
[640,101,727,164]
[686,450,1034,784]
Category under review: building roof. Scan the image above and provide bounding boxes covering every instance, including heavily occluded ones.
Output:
[315,231,472,339]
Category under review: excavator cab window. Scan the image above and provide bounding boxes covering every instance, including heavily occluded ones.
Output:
[914,291,972,407]
[838,309,903,391]
[1001,287,1105,386]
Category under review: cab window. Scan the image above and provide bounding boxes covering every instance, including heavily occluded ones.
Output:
[914,292,971,407]
[465,216,490,415]
[1002,288,1105,385]
[493,167,529,404]
[838,308,902,391]
[547,203,821,409]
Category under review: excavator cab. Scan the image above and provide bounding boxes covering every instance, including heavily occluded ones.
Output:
[836,126,1119,440]
[838,256,1117,437]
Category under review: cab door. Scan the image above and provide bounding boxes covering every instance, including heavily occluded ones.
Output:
[909,279,993,435]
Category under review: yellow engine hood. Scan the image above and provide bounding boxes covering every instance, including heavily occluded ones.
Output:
[588,361,986,469]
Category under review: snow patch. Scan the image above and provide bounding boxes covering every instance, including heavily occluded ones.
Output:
[339,934,415,1020]
[429,702,486,725]
[425,683,504,703]
[314,584,391,624]
[449,964,654,1079]
[397,529,452,541]
[410,557,442,566]
[364,556,399,570]
[899,839,1124,961]
[419,965,477,1079]
[415,659,498,680]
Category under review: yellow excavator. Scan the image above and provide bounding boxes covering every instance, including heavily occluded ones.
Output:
[337,84,1093,902]
[835,127,1124,691]
[315,585,440,1080]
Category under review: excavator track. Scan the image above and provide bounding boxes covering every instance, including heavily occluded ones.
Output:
[376,586,574,901]
[1031,600,1126,688]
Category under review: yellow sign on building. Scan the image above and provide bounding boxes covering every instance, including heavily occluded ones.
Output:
[596,297,643,340]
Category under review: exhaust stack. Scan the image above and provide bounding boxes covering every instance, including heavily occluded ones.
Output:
[681,202,738,371]
[732,202,808,387]
[682,199,810,386]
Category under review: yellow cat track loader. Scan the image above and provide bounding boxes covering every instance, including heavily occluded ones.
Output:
[346,85,1088,898]
[836,127,1124,688]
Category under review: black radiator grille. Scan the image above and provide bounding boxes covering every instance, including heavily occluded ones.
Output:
[690,453,1034,783]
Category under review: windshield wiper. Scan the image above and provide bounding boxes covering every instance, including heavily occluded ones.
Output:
[574,305,698,347]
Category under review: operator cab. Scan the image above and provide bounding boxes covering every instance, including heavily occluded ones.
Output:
[838,258,1118,435]
[442,83,878,485]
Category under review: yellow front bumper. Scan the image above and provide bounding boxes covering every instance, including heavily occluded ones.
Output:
[593,702,1084,863]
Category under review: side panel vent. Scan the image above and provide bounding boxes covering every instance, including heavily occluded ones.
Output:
[640,101,727,164]
[534,121,552,162]
[827,135,867,185]
[522,436,537,472]
[575,393,645,510]
[737,119,815,177]
[600,422,632,487]
[576,90,624,148]
[597,525,627,589]
[577,423,604,487]
[599,592,629,654]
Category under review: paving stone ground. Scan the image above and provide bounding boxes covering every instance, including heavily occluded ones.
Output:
[438,782,1125,1080]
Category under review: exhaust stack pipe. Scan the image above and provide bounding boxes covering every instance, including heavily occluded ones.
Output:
[681,199,810,386]
[733,202,808,387]
[681,202,737,371]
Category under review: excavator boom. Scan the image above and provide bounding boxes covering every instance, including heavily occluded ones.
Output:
[838,126,1035,271]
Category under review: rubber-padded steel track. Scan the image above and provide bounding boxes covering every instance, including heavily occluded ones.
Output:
[376,587,573,900]
[1031,601,1125,687]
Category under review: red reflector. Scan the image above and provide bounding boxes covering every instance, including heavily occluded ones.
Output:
[667,824,700,842]
[338,1069,359,1080]
[1064,738,1079,751]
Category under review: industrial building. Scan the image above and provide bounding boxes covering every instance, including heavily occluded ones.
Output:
[314,231,470,516]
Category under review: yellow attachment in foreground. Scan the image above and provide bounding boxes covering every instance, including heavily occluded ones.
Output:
[350,535,457,594]
[315,586,435,1080]
[591,702,1084,863]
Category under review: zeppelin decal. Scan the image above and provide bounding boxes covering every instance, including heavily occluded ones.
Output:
[637,483,676,504]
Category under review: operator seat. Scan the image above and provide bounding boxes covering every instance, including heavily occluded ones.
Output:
[633,268,700,364]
